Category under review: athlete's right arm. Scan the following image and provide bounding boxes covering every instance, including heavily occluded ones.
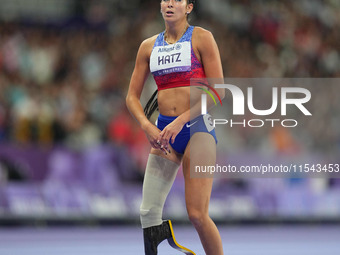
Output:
[126,37,165,151]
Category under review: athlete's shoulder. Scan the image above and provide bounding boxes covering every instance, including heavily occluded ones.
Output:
[137,34,160,60]
[192,26,214,41]
[140,34,159,50]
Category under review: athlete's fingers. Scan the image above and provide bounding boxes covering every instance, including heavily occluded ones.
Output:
[161,136,169,146]
[155,139,168,155]
[153,137,165,149]
[170,133,177,144]
[158,137,170,153]
[159,131,169,145]
[160,138,171,154]
[155,139,162,148]
[151,139,160,149]
[161,127,172,138]
[160,142,169,155]
[156,136,167,147]
[164,129,174,143]
[164,144,171,153]
[159,129,168,139]
[159,144,168,155]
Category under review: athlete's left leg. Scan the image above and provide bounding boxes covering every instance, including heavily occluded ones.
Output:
[182,132,224,255]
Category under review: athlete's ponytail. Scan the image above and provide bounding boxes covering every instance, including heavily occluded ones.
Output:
[144,89,158,120]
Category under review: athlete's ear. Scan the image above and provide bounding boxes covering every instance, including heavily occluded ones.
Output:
[186,3,193,15]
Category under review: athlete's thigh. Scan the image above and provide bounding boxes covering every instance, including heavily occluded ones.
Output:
[149,146,183,165]
[182,132,216,211]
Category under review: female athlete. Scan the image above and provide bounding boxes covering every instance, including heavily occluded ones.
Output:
[126,0,225,254]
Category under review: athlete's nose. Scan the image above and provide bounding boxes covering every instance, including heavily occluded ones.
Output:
[167,0,174,8]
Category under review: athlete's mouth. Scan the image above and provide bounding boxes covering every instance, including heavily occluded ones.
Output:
[166,11,174,15]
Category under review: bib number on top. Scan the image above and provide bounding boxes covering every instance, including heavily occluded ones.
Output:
[150,41,191,76]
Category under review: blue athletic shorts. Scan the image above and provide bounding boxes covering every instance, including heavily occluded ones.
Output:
[156,114,218,154]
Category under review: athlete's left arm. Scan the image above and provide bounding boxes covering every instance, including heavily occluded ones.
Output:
[196,27,225,111]
[197,27,224,81]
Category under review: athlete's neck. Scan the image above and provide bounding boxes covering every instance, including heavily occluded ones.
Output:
[164,21,189,44]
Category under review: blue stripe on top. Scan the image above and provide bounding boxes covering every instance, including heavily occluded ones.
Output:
[153,26,194,48]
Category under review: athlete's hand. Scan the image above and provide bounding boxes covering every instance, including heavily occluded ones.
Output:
[142,122,169,155]
[159,118,185,150]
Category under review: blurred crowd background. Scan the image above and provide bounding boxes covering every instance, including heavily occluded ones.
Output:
[0,0,340,222]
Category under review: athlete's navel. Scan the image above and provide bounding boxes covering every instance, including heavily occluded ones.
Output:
[172,106,177,114]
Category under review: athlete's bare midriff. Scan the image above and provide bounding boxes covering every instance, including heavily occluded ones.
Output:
[158,86,202,117]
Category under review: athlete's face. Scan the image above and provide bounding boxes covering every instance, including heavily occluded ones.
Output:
[160,0,193,21]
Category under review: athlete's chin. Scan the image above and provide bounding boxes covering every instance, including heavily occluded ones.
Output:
[163,16,179,21]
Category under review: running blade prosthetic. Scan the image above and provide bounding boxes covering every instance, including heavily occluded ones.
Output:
[143,220,196,255]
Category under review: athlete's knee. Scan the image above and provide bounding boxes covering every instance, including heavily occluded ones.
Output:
[187,208,209,228]
[140,204,161,216]
[140,205,162,228]
[140,206,150,217]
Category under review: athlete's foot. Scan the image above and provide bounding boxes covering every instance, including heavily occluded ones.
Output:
[143,221,172,255]
[143,220,196,255]
[166,220,196,255]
